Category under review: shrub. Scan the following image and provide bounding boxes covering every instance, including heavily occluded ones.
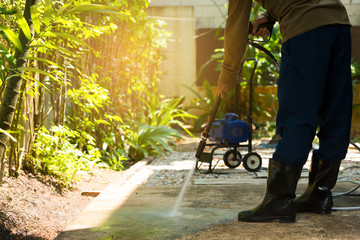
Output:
[33,125,100,187]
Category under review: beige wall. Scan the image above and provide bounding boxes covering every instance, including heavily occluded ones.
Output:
[342,0,360,26]
[147,6,196,103]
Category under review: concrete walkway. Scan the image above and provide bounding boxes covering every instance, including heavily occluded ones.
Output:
[56,142,360,240]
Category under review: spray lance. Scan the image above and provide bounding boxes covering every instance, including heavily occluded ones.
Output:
[195,97,222,161]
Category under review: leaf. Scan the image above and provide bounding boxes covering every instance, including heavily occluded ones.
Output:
[203,79,214,104]
[20,56,68,72]
[0,29,10,45]
[0,43,16,67]
[193,114,209,132]
[65,4,111,14]
[0,128,17,142]
[182,84,204,100]
[44,0,52,26]
[56,1,74,17]
[45,32,95,52]
[17,67,64,85]
[65,4,127,17]
[0,7,17,15]
[30,5,41,34]
[16,12,32,41]
[0,25,22,51]
[29,44,80,57]
[17,73,50,92]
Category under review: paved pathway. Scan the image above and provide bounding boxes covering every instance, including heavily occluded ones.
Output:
[56,140,360,240]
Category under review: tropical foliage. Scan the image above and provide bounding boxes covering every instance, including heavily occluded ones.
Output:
[0,0,194,187]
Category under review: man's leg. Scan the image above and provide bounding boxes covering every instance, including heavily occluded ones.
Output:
[274,25,346,166]
[317,25,352,162]
[294,25,352,214]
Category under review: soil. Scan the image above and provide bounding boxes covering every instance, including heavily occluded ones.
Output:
[0,165,130,240]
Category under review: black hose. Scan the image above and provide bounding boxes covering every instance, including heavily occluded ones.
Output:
[350,141,360,151]
[332,141,360,211]
[248,41,280,70]
[333,180,360,197]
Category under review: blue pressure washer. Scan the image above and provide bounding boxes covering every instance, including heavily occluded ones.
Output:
[194,58,262,173]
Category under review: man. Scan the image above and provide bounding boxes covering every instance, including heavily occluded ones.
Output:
[218,0,352,222]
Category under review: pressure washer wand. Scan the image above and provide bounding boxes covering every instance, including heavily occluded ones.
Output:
[195,96,222,159]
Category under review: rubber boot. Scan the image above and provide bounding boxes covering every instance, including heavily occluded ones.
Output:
[294,150,341,214]
[238,159,302,223]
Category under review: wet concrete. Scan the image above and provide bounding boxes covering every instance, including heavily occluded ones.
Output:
[56,180,360,240]
[57,206,234,240]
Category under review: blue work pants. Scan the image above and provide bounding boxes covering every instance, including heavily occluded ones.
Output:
[273,25,353,166]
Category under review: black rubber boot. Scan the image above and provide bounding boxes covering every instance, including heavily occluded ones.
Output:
[294,150,341,214]
[238,159,302,223]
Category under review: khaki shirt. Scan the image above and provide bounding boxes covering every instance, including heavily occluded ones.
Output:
[219,0,350,86]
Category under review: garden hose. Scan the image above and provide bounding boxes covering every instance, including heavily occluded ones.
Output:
[332,141,360,211]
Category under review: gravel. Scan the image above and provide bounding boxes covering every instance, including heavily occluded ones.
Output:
[142,147,268,186]
[141,142,360,186]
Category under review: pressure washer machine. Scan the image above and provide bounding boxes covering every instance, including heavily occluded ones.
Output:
[195,58,262,173]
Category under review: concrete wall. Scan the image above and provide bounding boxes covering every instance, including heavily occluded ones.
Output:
[342,0,360,26]
[147,0,227,104]
[147,1,227,103]
[150,0,227,29]
[146,6,196,101]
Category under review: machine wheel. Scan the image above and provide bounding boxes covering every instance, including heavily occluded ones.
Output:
[223,150,242,169]
[243,152,262,172]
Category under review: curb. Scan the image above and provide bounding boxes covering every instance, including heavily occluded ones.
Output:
[61,157,154,232]
[109,156,154,185]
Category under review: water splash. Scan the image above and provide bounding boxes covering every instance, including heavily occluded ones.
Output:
[169,162,196,217]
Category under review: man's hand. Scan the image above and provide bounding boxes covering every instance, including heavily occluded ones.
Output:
[251,15,270,37]
[218,80,235,99]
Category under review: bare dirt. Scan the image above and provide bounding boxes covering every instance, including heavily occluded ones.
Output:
[0,166,126,240]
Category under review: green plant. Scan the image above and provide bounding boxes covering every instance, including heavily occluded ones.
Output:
[184,79,233,132]
[351,58,360,84]
[33,125,100,188]
[67,74,111,139]
[0,0,187,183]
[125,124,181,161]
[138,92,197,136]
[0,0,130,184]
[100,148,128,171]
[253,121,276,139]
[351,58,360,115]
[67,73,129,170]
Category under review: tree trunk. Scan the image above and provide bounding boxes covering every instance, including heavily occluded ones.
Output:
[0,0,39,184]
